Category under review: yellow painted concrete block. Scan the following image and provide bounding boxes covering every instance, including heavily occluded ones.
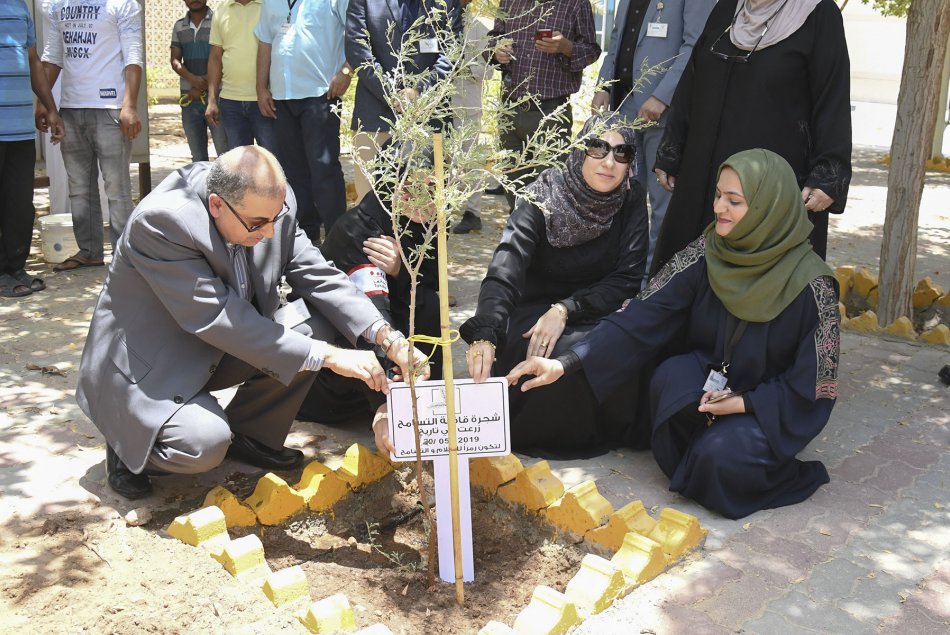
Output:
[478,621,517,635]
[296,593,357,634]
[838,302,847,321]
[262,565,310,608]
[211,534,270,581]
[938,291,950,308]
[203,486,258,528]
[166,505,229,549]
[648,508,707,560]
[834,265,854,295]
[335,443,393,489]
[913,277,943,309]
[543,480,613,536]
[512,586,580,635]
[470,455,524,492]
[920,324,950,346]
[610,532,667,586]
[244,472,307,526]
[564,554,628,616]
[867,288,879,310]
[882,316,917,339]
[586,501,657,552]
[354,625,394,635]
[843,310,879,333]
[295,461,350,511]
[497,460,565,511]
[852,267,878,299]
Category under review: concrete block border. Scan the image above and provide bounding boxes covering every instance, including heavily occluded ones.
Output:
[164,444,708,633]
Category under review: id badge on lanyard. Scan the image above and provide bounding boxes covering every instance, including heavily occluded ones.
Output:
[703,316,748,392]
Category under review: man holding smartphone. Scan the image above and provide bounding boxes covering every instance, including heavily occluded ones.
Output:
[489,0,600,211]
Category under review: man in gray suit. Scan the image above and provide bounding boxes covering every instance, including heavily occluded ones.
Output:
[592,0,714,274]
[345,0,461,202]
[77,146,426,499]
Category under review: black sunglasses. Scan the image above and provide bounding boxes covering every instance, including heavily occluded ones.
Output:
[710,0,791,63]
[585,138,635,164]
[215,194,289,233]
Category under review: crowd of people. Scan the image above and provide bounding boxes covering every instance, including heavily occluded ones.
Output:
[2,0,852,520]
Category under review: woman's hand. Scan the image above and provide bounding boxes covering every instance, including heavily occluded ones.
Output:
[697,390,747,418]
[801,187,833,213]
[523,306,567,358]
[466,340,496,383]
[363,236,401,277]
[372,404,395,455]
[655,168,676,192]
[506,357,564,392]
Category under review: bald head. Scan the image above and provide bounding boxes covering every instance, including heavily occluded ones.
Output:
[206,145,286,206]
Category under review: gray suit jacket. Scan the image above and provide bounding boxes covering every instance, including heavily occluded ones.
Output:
[599,0,715,115]
[76,163,383,472]
[345,0,461,132]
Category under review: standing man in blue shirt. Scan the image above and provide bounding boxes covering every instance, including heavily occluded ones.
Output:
[255,0,352,243]
[0,0,63,298]
[171,0,228,162]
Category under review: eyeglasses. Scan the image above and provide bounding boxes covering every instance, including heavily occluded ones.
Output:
[584,138,635,164]
[215,194,289,233]
[710,0,791,63]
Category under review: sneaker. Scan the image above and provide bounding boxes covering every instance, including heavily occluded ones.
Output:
[452,210,482,235]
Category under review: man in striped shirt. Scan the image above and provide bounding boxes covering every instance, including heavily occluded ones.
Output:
[0,0,63,298]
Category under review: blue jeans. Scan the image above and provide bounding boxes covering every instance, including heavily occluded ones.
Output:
[59,108,133,261]
[181,99,229,162]
[218,98,277,154]
[275,96,346,241]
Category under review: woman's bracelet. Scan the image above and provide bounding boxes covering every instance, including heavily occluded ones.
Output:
[550,303,569,320]
[471,339,496,351]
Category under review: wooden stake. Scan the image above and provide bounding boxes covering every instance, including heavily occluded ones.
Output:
[432,133,464,605]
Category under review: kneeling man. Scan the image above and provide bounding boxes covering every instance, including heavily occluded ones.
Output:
[77,146,425,499]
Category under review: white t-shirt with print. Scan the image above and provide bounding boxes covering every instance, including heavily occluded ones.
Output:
[42,0,144,109]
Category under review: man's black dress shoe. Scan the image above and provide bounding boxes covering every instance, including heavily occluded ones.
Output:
[227,433,304,470]
[106,445,152,499]
[484,184,506,195]
[451,210,482,234]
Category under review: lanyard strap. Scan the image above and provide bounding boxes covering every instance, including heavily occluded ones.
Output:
[721,315,748,373]
[287,0,299,21]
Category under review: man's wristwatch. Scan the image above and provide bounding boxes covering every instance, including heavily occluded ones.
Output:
[341,66,351,77]
[380,327,406,354]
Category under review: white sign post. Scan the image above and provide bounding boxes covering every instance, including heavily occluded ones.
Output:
[386,377,510,583]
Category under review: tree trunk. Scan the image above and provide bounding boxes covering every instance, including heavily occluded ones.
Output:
[930,32,950,159]
[878,0,950,326]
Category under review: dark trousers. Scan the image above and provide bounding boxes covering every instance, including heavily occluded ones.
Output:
[0,140,37,274]
[275,96,347,242]
[500,96,573,210]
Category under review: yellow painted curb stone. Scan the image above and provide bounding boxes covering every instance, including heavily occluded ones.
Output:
[882,316,917,339]
[852,267,878,298]
[834,265,854,294]
[497,460,565,511]
[586,500,657,552]
[203,486,258,528]
[937,291,950,308]
[166,505,229,549]
[920,324,950,346]
[838,302,847,321]
[336,443,394,489]
[211,534,270,581]
[564,554,628,616]
[245,473,307,526]
[478,621,517,635]
[867,288,879,310]
[471,455,524,492]
[843,310,879,333]
[543,480,613,536]
[648,508,707,560]
[512,585,581,635]
[262,565,310,608]
[297,592,357,634]
[913,277,943,309]
[295,461,350,511]
[610,532,667,586]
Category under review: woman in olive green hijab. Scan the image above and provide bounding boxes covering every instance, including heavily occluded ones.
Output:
[507,149,841,519]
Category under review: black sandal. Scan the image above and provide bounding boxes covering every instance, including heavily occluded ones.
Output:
[12,269,45,292]
[0,273,31,298]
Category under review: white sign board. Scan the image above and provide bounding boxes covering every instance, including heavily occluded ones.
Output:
[385,377,510,461]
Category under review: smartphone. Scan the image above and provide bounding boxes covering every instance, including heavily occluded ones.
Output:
[535,29,553,41]
[706,390,743,404]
